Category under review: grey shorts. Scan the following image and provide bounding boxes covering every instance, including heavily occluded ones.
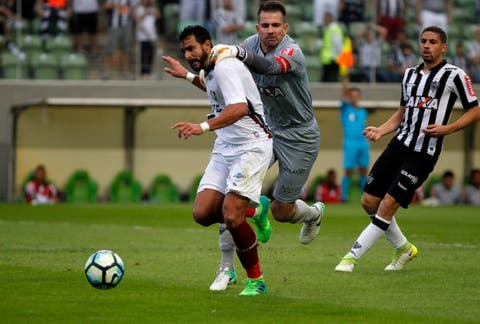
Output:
[271,123,320,203]
[105,25,133,54]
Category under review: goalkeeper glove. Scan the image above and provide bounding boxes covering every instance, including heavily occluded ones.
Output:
[207,44,248,68]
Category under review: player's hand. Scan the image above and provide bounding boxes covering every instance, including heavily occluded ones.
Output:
[163,55,189,79]
[363,126,382,142]
[422,124,451,137]
[172,122,203,140]
[206,44,247,67]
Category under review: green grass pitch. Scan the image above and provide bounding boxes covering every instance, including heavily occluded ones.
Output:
[1,203,479,323]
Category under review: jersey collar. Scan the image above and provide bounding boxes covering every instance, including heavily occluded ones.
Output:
[415,59,447,73]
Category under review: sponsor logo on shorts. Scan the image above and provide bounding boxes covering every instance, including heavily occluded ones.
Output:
[367,175,374,184]
[281,166,306,175]
[397,182,407,191]
[400,169,418,185]
[232,172,245,181]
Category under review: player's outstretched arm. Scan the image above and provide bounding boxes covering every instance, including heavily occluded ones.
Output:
[363,107,405,141]
[422,106,480,137]
[162,56,206,91]
[172,103,249,140]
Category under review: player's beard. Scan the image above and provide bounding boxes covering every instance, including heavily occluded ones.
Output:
[188,51,209,72]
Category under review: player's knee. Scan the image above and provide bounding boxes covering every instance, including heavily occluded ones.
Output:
[361,193,379,215]
[192,207,214,227]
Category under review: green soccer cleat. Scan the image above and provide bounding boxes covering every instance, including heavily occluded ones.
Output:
[334,255,357,273]
[239,277,268,296]
[252,195,272,243]
[209,266,238,291]
[385,242,418,271]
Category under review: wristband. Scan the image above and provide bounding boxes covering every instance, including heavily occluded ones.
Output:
[185,72,195,83]
[200,121,210,132]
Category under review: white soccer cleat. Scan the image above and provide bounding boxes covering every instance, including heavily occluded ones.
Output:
[209,266,238,291]
[385,242,418,271]
[334,255,357,273]
[299,202,325,244]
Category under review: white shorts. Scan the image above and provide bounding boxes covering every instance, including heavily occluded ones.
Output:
[197,138,273,207]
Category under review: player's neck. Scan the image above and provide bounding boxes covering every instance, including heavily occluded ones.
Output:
[423,57,444,71]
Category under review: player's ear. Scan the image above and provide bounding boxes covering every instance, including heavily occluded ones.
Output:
[441,42,447,55]
[283,22,289,34]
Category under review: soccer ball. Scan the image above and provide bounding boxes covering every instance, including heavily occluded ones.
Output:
[84,250,125,289]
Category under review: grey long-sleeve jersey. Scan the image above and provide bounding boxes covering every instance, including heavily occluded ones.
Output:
[242,34,320,142]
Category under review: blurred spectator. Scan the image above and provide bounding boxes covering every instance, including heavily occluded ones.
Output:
[477,0,480,24]
[212,0,244,45]
[0,1,26,60]
[416,0,452,33]
[315,169,342,203]
[24,165,58,205]
[386,32,418,83]
[340,74,369,202]
[103,0,136,79]
[321,11,343,82]
[450,41,470,75]
[377,0,406,43]
[7,0,36,33]
[468,26,480,83]
[429,170,462,206]
[339,0,365,34]
[135,0,160,79]
[179,0,206,25]
[354,23,388,82]
[37,0,71,44]
[464,169,480,205]
[313,0,339,30]
[70,0,99,55]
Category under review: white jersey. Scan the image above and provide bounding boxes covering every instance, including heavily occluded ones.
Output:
[204,57,271,144]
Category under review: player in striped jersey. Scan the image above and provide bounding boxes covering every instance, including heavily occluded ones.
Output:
[335,26,480,272]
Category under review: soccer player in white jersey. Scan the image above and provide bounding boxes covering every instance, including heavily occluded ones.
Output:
[163,25,273,296]
[205,1,325,290]
[335,26,480,272]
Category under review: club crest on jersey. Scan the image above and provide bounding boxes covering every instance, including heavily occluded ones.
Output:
[259,86,285,97]
[406,96,438,110]
[430,81,439,92]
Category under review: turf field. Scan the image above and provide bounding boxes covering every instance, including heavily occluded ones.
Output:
[0,203,479,323]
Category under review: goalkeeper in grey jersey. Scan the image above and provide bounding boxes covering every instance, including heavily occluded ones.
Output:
[207,1,325,291]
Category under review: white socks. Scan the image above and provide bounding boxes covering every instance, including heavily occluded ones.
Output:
[384,216,408,249]
[289,199,318,224]
[218,223,235,268]
[347,215,390,260]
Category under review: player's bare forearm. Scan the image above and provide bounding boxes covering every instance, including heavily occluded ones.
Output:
[422,106,480,137]
[208,103,249,130]
[364,107,405,141]
[172,103,248,140]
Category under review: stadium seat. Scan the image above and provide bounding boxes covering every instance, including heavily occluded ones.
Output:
[1,52,28,79]
[30,52,58,79]
[46,34,73,58]
[110,171,142,203]
[65,169,98,203]
[19,34,43,57]
[149,174,179,204]
[189,174,203,202]
[59,53,88,80]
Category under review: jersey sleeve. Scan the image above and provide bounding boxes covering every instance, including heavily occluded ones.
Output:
[270,45,305,75]
[451,69,479,110]
[215,59,247,106]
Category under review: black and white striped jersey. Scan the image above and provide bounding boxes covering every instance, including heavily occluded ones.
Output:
[397,60,478,157]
